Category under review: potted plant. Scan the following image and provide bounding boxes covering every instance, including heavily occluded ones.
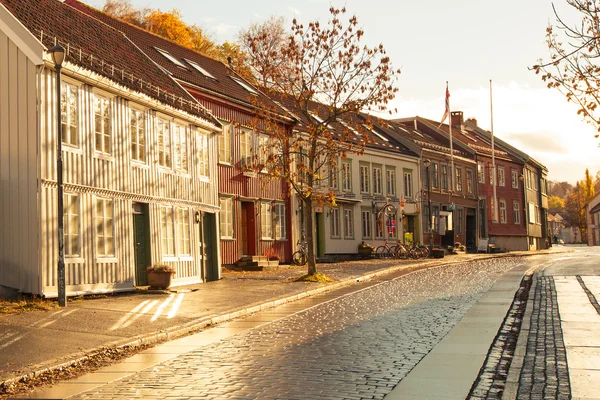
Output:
[358,242,375,258]
[146,263,176,289]
[264,248,280,267]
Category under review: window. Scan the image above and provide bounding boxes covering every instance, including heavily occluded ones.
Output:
[218,123,232,164]
[373,166,382,195]
[94,94,111,154]
[534,173,539,191]
[161,206,175,256]
[185,58,215,79]
[499,199,507,223]
[173,123,188,172]
[220,197,234,239]
[362,209,372,239]
[64,193,80,257]
[386,168,396,196]
[261,202,273,240]
[231,76,258,95]
[404,170,413,198]
[197,131,209,178]
[375,212,384,239]
[274,203,286,240]
[490,166,494,185]
[528,202,535,224]
[478,162,485,183]
[331,207,340,238]
[498,166,505,187]
[157,118,172,168]
[258,135,272,168]
[176,208,191,255]
[455,168,463,192]
[513,201,521,224]
[466,169,474,194]
[432,162,439,189]
[432,205,440,232]
[441,164,449,190]
[343,207,354,238]
[329,163,338,189]
[155,47,187,68]
[96,198,114,257]
[388,212,398,239]
[511,168,519,189]
[130,107,146,162]
[456,209,464,234]
[541,178,547,195]
[360,164,370,193]
[61,82,79,147]
[240,128,253,167]
[535,205,541,224]
[342,161,352,192]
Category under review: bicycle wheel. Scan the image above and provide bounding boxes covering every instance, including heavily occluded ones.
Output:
[420,246,431,258]
[375,246,388,258]
[389,245,400,258]
[292,251,306,266]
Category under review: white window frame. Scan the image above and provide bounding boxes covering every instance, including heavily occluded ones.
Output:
[274,203,286,240]
[342,161,352,192]
[466,168,474,194]
[330,207,340,238]
[231,76,258,95]
[478,161,485,184]
[499,199,507,224]
[161,206,176,257]
[511,168,519,189]
[218,123,232,165]
[441,164,449,190]
[95,197,115,258]
[176,208,191,256]
[261,202,273,240]
[93,91,113,155]
[240,128,253,168]
[157,117,172,168]
[386,168,396,197]
[343,207,354,239]
[403,170,413,199]
[513,201,521,224]
[373,166,382,195]
[64,193,81,258]
[130,106,147,163]
[184,58,215,78]
[197,130,209,179]
[361,209,372,239]
[455,167,463,192]
[155,47,187,69]
[498,166,506,187]
[360,164,370,194]
[220,197,234,239]
[173,123,188,173]
[61,80,80,148]
[431,162,439,189]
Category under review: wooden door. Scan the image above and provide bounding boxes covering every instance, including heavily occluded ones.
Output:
[133,203,151,286]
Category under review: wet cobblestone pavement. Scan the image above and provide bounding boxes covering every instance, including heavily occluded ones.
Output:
[72,257,525,400]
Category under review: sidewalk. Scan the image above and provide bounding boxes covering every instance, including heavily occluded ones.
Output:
[0,248,567,397]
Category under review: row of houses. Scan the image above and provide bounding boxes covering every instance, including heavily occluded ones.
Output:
[0,0,549,298]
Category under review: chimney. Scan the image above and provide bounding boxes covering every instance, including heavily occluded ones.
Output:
[450,111,464,130]
[466,117,478,126]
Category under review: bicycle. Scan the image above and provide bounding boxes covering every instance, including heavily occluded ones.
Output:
[375,240,399,258]
[292,240,307,266]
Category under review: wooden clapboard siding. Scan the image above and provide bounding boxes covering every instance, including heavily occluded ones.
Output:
[0,29,40,294]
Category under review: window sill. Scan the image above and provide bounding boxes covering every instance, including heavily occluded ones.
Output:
[96,257,118,263]
[132,161,150,169]
[199,176,210,183]
[95,152,115,162]
[220,237,235,241]
[65,257,85,264]
[63,145,83,155]
[218,161,233,167]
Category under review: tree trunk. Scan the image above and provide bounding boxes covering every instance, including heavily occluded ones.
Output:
[303,197,317,275]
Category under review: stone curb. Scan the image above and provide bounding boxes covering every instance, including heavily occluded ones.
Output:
[0,249,571,391]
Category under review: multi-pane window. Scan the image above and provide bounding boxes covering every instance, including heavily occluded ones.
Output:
[329,164,338,189]
[343,207,354,238]
[330,207,340,238]
[456,209,464,234]
[342,162,352,192]
[258,135,271,167]
[375,212,384,239]
[197,131,209,178]
[499,200,507,223]
[261,202,273,239]
[64,193,80,257]
[161,207,175,256]
[360,164,370,193]
[535,205,541,224]
[466,169,474,194]
[173,123,188,172]
[61,82,78,146]
[388,212,398,239]
[361,210,372,239]
[373,167,382,195]
[432,162,439,189]
[157,118,172,168]
[511,168,519,189]
[176,208,191,255]
[432,205,440,232]
[513,201,521,224]
[534,173,539,191]
[441,164,448,190]
[240,128,253,167]
[94,94,111,154]
[498,166,506,187]
[274,203,286,240]
[220,197,234,239]
[130,107,146,162]
[403,171,413,198]
[218,123,232,164]
[477,162,485,183]
[386,168,396,196]
[96,198,114,257]
[455,168,463,192]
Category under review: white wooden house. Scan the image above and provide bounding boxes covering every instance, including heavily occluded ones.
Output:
[0,0,221,297]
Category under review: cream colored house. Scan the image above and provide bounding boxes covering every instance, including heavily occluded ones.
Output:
[0,0,221,297]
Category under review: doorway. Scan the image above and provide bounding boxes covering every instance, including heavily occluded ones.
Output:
[315,212,325,257]
[240,202,256,256]
[466,210,477,252]
[201,212,220,282]
[132,203,151,286]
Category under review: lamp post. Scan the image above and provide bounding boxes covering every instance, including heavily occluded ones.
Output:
[50,44,66,307]
[424,159,433,252]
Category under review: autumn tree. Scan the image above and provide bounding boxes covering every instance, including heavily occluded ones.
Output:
[548,195,566,213]
[564,168,596,241]
[245,7,400,276]
[533,0,600,141]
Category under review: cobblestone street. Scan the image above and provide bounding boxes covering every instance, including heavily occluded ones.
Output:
[70,257,526,400]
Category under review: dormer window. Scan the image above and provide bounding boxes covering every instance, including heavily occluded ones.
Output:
[231,76,258,95]
[154,47,187,69]
[185,59,216,79]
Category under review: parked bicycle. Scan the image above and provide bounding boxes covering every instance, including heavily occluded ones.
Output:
[375,240,399,258]
[292,240,308,266]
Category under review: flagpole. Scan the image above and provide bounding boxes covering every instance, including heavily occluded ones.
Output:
[490,79,498,223]
[447,81,455,194]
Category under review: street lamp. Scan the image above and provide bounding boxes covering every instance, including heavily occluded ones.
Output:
[50,44,66,307]
[423,159,433,253]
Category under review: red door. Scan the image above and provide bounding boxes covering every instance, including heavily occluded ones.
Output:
[241,202,256,256]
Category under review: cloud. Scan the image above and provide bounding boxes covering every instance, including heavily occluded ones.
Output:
[289,7,302,16]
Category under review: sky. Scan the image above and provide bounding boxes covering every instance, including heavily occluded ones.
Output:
[85,0,600,184]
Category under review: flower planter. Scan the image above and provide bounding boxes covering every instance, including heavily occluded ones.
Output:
[147,270,173,289]
[432,249,445,259]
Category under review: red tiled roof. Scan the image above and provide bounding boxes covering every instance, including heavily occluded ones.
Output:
[0,0,218,126]
[65,0,273,111]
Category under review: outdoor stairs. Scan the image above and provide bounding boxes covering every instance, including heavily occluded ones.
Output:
[236,256,280,271]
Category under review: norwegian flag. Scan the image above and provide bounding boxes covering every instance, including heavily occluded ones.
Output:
[439,83,450,128]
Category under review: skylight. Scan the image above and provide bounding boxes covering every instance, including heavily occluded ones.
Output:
[309,112,334,129]
[185,59,216,79]
[231,76,258,95]
[338,119,360,136]
[364,124,389,142]
[154,47,187,69]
